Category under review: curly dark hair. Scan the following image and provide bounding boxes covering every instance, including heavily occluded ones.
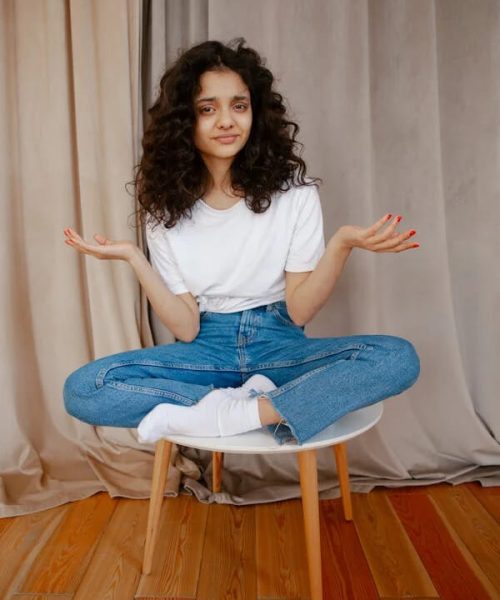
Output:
[129,37,321,229]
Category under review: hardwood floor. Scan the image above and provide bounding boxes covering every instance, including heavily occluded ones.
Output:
[0,482,498,599]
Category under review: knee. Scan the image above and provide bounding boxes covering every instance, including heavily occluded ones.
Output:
[63,365,97,423]
[374,335,421,390]
[390,336,421,389]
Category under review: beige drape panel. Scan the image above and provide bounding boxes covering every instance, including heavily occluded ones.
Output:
[1,0,499,517]
[0,0,174,518]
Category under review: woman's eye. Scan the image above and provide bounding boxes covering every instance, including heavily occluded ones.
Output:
[199,104,248,114]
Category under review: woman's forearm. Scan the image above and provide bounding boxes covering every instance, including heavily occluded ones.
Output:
[288,235,352,326]
[128,247,199,342]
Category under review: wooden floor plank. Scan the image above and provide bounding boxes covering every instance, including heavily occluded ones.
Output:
[0,504,68,598]
[10,595,73,599]
[466,482,500,524]
[135,597,195,600]
[390,491,492,600]
[0,515,14,537]
[428,485,500,597]
[136,494,209,599]
[255,499,310,599]
[381,484,439,495]
[352,490,438,598]
[18,492,117,594]
[196,503,256,600]
[320,499,379,599]
[72,498,149,600]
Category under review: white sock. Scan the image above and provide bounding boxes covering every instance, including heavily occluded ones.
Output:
[225,374,277,400]
[241,373,277,395]
[137,388,263,443]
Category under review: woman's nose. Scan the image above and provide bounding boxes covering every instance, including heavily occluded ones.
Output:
[216,107,235,128]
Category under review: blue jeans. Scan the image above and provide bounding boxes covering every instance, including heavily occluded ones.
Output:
[63,300,420,445]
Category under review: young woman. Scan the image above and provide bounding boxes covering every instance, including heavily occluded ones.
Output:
[63,39,420,446]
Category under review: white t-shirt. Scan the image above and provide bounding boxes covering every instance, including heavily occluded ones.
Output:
[145,183,325,313]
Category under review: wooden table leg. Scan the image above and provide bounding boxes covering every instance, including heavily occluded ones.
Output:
[142,439,172,575]
[333,442,353,521]
[297,449,323,600]
[212,451,224,493]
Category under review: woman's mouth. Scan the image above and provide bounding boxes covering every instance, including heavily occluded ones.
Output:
[214,135,239,144]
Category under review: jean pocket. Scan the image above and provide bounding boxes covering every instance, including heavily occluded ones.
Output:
[270,303,299,328]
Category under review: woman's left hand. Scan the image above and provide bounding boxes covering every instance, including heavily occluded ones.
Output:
[333,214,420,253]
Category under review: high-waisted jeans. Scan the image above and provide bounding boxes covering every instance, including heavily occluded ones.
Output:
[63,300,421,445]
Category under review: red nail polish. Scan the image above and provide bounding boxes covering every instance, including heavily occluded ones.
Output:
[397,215,402,222]
[413,243,420,248]
[409,230,416,236]
[387,213,392,220]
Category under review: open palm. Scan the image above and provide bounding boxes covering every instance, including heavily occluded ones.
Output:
[336,214,419,253]
[63,227,137,261]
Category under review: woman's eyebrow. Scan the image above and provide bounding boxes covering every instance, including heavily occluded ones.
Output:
[196,94,250,104]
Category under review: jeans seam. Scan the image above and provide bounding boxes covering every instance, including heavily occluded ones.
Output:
[106,381,195,404]
[248,344,368,371]
[95,360,240,388]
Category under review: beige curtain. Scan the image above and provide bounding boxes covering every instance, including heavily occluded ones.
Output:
[0,0,192,518]
[145,0,500,504]
[1,0,499,517]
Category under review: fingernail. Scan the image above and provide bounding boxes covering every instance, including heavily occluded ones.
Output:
[409,230,416,236]
[397,216,402,222]
[413,243,420,248]
[386,213,392,220]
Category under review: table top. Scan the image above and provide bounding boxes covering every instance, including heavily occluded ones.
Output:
[158,403,384,455]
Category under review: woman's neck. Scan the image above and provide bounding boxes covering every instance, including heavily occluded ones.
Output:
[202,188,244,210]
[201,155,233,192]
[201,160,243,208]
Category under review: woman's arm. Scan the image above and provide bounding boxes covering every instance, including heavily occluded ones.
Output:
[287,213,420,326]
[287,238,352,326]
[63,229,199,342]
[128,247,199,342]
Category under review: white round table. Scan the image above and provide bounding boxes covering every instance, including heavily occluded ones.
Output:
[142,403,384,600]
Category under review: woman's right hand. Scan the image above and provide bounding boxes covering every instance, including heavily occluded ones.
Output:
[63,227,139,262]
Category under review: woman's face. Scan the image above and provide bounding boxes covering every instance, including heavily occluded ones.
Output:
[193,68,253,166]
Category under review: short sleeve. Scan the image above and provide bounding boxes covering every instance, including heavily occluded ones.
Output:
[145,222,189,295]
[285,185,325,272]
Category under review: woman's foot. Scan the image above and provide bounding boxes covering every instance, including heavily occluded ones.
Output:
[226,374,277,399]
[137,388,262,443]
[222,374,283,426]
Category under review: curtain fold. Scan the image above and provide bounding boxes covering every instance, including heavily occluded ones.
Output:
[1,0,498,517]
[0,0,159,518]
